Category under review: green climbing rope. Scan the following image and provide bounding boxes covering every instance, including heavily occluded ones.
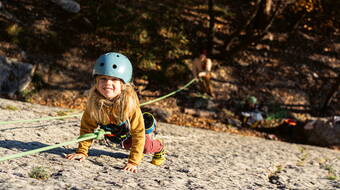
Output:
[0,78,197,125]
[0,78,198,162]
[0,129,110,162]
[140,78,197,106]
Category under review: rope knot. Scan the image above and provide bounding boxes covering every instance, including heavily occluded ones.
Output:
[94,129,106,140]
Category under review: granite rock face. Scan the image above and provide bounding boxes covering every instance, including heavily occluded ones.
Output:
[304,116,340,147]
[0,56,35,97]
[0,98,339,190]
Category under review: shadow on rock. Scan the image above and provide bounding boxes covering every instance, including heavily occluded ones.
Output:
[0,140,129,159]
[0,140,71,156]
[88,149,128,159]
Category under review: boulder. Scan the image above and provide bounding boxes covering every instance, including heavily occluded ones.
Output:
[304,116,340,147]
[0,56,36,97]
[51,0,80,13]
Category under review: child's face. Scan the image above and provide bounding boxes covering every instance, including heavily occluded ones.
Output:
[96,75,123,100]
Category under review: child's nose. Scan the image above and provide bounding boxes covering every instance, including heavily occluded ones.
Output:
[105,79,114,84]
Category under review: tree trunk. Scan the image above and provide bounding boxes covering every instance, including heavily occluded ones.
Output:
[248,0,272,31]
[207,0,215,56]
[228,0,277,57]
[223,0,274,57]
[223,0,262,52]
[218,0,297,60]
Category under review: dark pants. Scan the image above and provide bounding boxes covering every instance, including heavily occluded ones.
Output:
[200,74,213,96]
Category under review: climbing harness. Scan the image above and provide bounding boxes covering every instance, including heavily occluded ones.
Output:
[100,112,157,146]
[99,120,131,144]
[0,78,197,162]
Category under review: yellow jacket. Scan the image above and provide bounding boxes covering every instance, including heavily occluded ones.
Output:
[76,99,146,166]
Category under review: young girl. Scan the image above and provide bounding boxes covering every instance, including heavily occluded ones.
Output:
[66,52,165,173]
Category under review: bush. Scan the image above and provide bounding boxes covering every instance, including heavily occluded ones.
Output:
[28,166,50,180]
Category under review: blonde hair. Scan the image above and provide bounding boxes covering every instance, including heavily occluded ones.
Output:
[86,81,139,125]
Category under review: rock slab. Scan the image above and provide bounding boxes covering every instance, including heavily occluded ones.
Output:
[0,98,339,190]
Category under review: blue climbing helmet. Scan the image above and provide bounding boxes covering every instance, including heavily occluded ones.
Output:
[93,52,133,83]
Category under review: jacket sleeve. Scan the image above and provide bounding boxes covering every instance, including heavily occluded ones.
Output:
[127,108,146,165]
[76,109,98,156]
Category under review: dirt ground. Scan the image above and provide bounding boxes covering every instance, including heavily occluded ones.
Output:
[0,98,339,190]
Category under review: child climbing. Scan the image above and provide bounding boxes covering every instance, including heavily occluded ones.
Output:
[66,52,165,173]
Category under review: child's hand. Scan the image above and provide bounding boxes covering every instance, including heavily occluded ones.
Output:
[66,153,86,161]
[123,163,138,173]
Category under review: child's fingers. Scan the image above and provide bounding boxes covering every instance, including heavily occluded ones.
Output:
[65,154,74,160]
[128,167,137,173]
[123,164,138,173]
[66,153,85,161]
[124,167,137,173]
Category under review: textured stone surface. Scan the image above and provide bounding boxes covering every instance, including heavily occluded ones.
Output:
[0,98,339,190]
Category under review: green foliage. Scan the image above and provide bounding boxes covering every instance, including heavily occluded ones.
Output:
[323,164,337,180]
[325,174,337,181]
[19,73,46,102]
[266,105,290,120]
[5,24,23,45]
[80,1,193,78]
[2,105,19,111]
[20,89,34,102]
[317,157,338,181]
[6,24,22,37]
[268,164,284,180]
[28,166,50,180]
